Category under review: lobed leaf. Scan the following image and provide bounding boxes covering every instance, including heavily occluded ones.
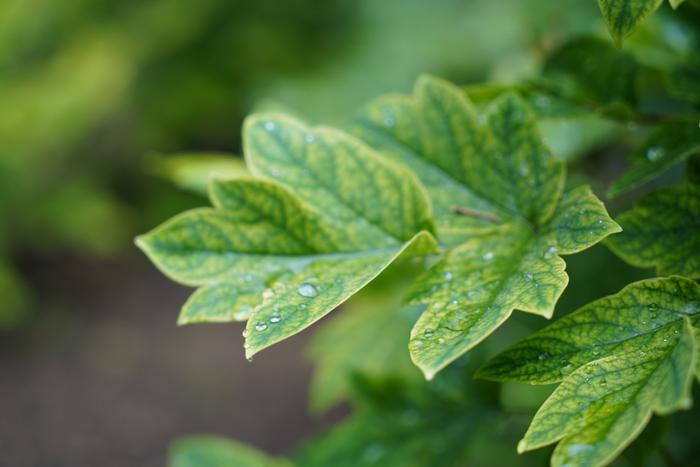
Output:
[137,114,438,358]
[355,75,620,378]
[607,170,700,278]
[479,276,700,467]
[608,123,700,197]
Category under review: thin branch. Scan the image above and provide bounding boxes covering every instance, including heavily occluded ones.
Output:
[451,206,502,224]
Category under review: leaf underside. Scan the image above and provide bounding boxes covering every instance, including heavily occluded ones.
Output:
[479,276,700,467]
[354,75,620,378]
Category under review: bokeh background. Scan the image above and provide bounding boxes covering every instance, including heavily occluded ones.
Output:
[1,1,696,466]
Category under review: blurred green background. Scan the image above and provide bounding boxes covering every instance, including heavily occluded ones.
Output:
[1,1,697,466]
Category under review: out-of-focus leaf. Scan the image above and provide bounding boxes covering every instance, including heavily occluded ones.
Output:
[479,277,699,467]
[354,75,619,379]
[147,153,249,196]
[540,36,639,112]
[169,436,291,467]
[607,171,700,277]
[597,0,685,46]
[306,262,423,412]
[608,123,700,197]
[0,260,30,330]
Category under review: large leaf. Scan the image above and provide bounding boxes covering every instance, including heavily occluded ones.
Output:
[354,75,620,378]
[607,171,700,277]
[608,123,700,197]
[598,0,685,46]
[169,436,291,467]
[478,277,700,467]
[137,114,437,358]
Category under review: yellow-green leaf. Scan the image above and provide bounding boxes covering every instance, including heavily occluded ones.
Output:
[354,75,620,378]
[147,152,249,196]
[478,277,700,467]
[137,134,438,358]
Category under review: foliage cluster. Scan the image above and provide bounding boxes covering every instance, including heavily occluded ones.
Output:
[140,2,700,466]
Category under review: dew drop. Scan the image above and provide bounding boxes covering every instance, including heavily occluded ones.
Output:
[444,271,453,280]
[538,353,548,361]
[242,329,248,338]
[646,146,664,161]
[255,322,268,332]
[483,251,494,260]
[262,288,275,299]
[264,121,276,132]
[544,246,558,259]
[450,299,459,305]
[560,363,574,375]
[413,339,425,348]
[424,329,434,338]
[525,272,534,281]
[234,306,252,321]
[304,133,315,143]
[297,283,318,298]
[269,315,281,324]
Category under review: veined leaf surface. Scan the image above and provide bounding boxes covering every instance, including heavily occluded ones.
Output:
[478,277,700,467]
[354,75,620,378]
[137,113,437,358]
[607,183,700,278]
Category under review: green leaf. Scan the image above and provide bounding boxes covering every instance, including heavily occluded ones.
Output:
[169,436,291,467]
[137,113,438,358]
[607,177,700,278]
[354,75,620,378]
[598,0,664,46]
[478,276,700,467]
[608,123,700,197]
[307,262,423,412]
[147,152,249,196]
[540,36,639,111]
[243,114,434,243]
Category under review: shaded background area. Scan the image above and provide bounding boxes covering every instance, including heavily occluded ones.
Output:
[1,0,685,465]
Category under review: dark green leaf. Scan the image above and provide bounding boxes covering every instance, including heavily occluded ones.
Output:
[607,175,700,277]
[608,123,700,197]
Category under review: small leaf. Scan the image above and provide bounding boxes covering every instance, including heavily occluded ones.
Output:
[608,123,700,197]
[147,152,249,196]
[169,436,291,467]
[607,177,700,278]
[598,0,664,46]
[354,75,620,378]
[478,277,700,467]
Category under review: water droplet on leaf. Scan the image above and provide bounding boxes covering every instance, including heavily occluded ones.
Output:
[297,283,318,298]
